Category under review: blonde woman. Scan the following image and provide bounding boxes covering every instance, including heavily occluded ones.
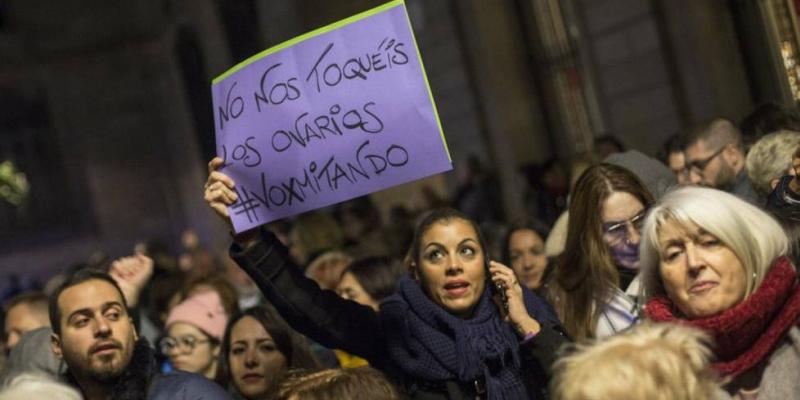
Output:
[551,323,724,400]
[640,187,800,398]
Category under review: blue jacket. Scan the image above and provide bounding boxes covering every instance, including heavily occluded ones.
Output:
[148,370,231,399]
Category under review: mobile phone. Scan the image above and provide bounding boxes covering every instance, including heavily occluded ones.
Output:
[494,281,509,313]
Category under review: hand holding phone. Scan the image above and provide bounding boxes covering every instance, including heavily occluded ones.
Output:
[489,260,541,337]
[494,281,509,313]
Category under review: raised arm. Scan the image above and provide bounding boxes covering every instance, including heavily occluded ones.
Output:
[204,158,385,363]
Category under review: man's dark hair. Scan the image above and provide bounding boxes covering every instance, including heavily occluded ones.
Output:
[685,118,742,152]
[658,134,686,164]
[48,269,128,336]
[740,102,800,149]
[344,256,405,302]
[594,134,626,151]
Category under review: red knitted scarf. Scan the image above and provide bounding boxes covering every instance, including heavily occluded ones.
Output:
[645,257,800,378]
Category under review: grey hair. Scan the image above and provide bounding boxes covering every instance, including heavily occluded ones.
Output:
[640,187,788,300]
[745,129,800,196]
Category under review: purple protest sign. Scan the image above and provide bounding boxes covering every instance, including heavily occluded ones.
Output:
[211,0,452,233]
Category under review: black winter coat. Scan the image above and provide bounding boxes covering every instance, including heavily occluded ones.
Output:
[230,231,570,399]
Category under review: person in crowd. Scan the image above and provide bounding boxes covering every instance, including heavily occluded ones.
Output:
[745,130,800,199]
[288,212,344,267]
[544,155,596,259]
[453,154,503,223]
[162,291,227,379]
[336,256,404,312]
[640,187,800,398]
[740,101,800,150]
[683,118,758,203]
[766,144,800,211]
[337,197,391,259]
[334,256,405,368]
[502,222,550,290]
[3,292,49,350]
[221,253,263,310]
[764,145,800,265]
[108,252,158,343]
[48,269,230,399]
[605,150,677,201]
[2,327,65,381]
[593,134,625,160]
[205,157,568,399]
[305,251,353,291]
[298,250,353,367]
[521,158,569,227]
[385,205,416,260]
[550,322,724,400]
[0,373,82,400]
[171,274,240,320]
[659,134,689,185]
[546,164,652,341]
[276,367,400,400]
[218,306,318,400]
[765,206,800,269]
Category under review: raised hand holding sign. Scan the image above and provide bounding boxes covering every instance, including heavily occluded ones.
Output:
[211,0,452,233]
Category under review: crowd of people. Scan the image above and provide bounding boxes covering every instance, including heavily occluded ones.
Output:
[2,102,800,399]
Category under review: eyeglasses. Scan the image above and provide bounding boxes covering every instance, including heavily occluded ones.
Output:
[602,210,647,245]
[687,145,727,177]
[158,335,210,354]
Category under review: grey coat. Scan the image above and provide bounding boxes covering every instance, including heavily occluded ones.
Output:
[752,325,800,399]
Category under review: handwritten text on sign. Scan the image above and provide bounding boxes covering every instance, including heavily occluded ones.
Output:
[212,1,451,232]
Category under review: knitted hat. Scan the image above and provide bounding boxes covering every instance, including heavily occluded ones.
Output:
[165,291,228,341]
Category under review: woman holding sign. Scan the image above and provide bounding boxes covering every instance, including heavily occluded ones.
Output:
[205,157,568,400]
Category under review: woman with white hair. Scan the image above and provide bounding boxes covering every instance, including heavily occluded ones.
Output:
[550,323,724,400]
[639,186,800,399]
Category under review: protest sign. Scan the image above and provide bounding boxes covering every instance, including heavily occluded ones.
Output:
[211,0,452,233]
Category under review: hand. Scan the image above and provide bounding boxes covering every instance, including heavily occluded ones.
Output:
[110,253,154,308]
[205,157,238,230]
[489,261,541,337]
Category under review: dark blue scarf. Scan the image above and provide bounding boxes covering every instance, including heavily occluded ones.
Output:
[381,276,557,399]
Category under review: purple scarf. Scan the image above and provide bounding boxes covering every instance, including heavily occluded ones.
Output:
[381,277,543,399]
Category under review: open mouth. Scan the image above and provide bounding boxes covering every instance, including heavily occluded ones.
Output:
[444,281,470,297]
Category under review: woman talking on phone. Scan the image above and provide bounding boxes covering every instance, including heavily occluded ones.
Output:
[205,157,568,399]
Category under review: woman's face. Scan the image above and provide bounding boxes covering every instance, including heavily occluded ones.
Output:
[229,316,288,400]
[657,220,747,319]
[166,322,219,378]
[416,219,486,318]
[508,229,547,289]
[601,191,646,270]
[336,271,380,311]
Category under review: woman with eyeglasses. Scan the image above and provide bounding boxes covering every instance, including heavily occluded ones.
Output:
[545,163,654,341]
[161,291,229,379]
